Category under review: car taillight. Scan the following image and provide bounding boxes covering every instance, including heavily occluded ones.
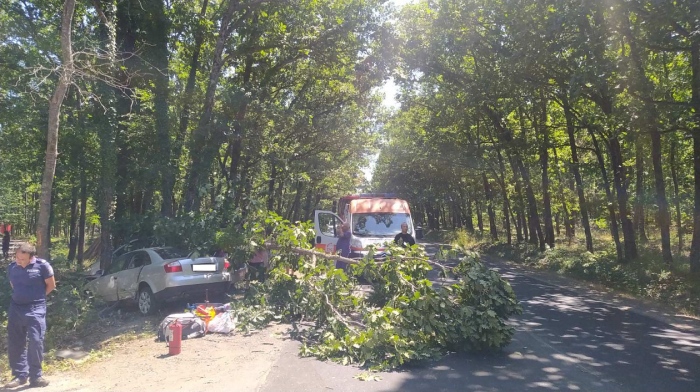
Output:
[164,261,183,273]
[224,259,231,269]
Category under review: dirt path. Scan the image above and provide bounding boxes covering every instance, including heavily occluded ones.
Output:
[29,323,292,392]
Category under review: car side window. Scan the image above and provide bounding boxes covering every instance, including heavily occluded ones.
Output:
[128,251,151,269]
[318,212,339,237]
[105,254,130,275]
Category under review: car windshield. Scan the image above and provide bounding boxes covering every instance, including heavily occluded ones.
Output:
[153,247,190,260]
[352,213,411,237]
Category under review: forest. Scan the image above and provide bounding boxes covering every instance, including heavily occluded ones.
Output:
[372,0,700,278]
[1,0,393,266]
[1,0,700,279]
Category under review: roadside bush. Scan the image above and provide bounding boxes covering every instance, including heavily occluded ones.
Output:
[44,271,99,350]
[472,239,700,316]
[234,214,521,371]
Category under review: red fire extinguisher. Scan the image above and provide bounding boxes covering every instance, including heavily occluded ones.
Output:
[167,320,182,355]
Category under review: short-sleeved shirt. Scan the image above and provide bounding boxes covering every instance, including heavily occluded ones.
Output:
[8,258,54,305]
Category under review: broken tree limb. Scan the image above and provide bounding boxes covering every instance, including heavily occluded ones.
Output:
[265,244,363,265]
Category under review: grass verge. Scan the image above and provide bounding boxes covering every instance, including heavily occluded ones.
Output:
[451,230,700,318]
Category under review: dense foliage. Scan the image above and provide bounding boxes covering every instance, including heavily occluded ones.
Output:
[0,0,394,265]
[374,0,700,278]
[234,215,521,371]
[2,0,699,373]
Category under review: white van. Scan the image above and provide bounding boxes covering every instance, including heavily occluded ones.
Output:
[314,194,416,258]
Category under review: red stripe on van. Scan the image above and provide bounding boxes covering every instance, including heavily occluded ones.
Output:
[350,198,410,214]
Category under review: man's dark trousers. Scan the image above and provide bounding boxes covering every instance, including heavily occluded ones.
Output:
[8,302,46,379]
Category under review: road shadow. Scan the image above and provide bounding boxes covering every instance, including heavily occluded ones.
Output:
[377,264,699,392]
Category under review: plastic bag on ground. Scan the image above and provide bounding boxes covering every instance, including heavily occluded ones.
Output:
[207,311,237,334]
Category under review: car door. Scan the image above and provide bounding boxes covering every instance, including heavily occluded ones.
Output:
[88,253,131,302]
[314,210,342,254]
[116,250,150,299]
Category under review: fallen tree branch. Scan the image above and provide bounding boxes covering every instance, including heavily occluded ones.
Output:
[266,244,363,265]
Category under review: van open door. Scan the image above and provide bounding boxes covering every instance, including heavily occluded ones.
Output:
[314,210,343,254]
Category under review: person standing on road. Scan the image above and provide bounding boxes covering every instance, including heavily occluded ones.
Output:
[2,231,10,259]
[4,242,55,388]
[394,222,416,248]
[335,222,352,269]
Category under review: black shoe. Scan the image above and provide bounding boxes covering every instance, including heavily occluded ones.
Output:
[30,377,49,388]
[4,377,27,388]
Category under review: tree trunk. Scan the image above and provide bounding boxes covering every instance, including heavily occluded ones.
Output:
[476,202,484,233]
[36,0,76,259]
[496,151,511,244]
[290,181,303,222]
[553,146,573,241]
[508,156,526,243]
[67,186,79,261]
[562,99,593,252]
[94,0,118,270]
[517,158,545,250]
[303,188,314,221]
[691,134,700,274]
[112,0,140,248]
[620,12,671,264]
[227,53,255,191]
[267,164,276,211]
[77,178,87,266]
[184,0,241,212]
[688,42,700,275]
[650,129,673,265]
[634,136,648,242]
[670,140,683,253]
[589,127,624,262]
[502,193,511,245]
[167,0,209,215]
[147,0,172,218]
[464,196,475,233]
[537,101,555,248]
[483,173,498,241]
[609,137,638,261]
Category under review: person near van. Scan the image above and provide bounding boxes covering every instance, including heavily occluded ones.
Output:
[394,222,416,247]
[335,222,352,269]
[248,248,269,283]
[5,242,55,388]
[2,231,10,259]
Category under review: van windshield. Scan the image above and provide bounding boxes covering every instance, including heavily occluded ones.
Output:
[352,213,411,237]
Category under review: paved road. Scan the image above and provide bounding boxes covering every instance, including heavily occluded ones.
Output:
[260,243,700,392]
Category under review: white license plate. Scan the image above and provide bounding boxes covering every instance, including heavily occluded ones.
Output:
[192,264,217,272]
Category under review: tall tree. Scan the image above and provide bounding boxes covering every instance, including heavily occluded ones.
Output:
[36,0,76,258]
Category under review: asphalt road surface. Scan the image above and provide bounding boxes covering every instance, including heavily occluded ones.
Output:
[260,243,699,392]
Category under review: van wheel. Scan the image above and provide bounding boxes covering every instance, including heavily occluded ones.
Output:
[137,286,158,316]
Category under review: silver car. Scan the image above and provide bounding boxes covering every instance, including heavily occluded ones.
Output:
[84,247,231,315]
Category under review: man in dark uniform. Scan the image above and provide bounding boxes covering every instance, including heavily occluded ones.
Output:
[394,222,416,248]
[5,242,55,388]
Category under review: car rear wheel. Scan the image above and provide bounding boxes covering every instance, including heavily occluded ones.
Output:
[137,286,158,316]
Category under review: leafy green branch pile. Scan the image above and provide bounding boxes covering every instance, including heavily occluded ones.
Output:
[233,215,521,371]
